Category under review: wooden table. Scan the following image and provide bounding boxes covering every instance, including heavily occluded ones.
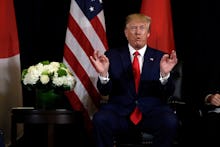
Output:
[11,107,83,147]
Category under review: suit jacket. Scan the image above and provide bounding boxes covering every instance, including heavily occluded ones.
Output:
[97,46,175,116]
[200,63,220,112]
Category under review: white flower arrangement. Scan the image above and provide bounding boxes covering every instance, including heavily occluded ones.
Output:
[21,61,76,91]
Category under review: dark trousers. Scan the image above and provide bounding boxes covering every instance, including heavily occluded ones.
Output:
[92,107,178,147]
[0,129,4,147]
[202,112,220,146]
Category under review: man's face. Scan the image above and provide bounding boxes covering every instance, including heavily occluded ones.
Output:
[124,20,150,50]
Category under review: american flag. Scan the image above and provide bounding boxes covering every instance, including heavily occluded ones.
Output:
[63,0,108,132]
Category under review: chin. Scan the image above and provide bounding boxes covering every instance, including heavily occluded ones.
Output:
[135,44,144,49]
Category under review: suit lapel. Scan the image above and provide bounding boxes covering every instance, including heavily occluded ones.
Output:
[141,47,160,81]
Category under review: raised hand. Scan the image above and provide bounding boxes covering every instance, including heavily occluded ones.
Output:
[90,50,109,77]
[160,50,178,77]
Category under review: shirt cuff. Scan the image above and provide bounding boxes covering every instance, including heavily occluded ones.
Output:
[99,73,110,84]
[159,72,170,85]
[205,94,212,105]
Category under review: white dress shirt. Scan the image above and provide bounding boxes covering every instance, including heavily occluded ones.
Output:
[99,44,170,84]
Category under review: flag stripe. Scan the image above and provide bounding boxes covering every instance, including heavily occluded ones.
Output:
[64,28,100,117]
[90,16,108,49]
[65,90,93,130]
[69,1,106,54]
[67,15,95,57]
[64,58,98,118]
[63,1,108,135]
[64,44,101,108]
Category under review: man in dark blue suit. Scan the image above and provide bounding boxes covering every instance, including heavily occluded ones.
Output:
[90,13,178,147]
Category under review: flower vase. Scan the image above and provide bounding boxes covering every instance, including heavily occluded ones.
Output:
[35,89,63,109]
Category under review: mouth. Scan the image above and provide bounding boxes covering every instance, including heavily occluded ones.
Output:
[135,36,141,40]
[135,38,141,42]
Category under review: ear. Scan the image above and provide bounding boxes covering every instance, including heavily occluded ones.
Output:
[147,32,150,38]
[124,29,128,38]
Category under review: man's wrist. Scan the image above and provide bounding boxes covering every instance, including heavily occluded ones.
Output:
[205,94,212,104]
[160,72,169,78]
[99,73,110,84]
[159,72,170,85]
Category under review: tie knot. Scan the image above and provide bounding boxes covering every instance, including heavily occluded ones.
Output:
[133,51,139,57]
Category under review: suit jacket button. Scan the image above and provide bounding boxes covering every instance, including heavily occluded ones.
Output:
[135,100,138,104]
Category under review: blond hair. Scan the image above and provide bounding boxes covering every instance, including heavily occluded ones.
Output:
[125,13,151,31]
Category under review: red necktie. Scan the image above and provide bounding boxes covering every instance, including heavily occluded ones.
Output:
[130,51,142,125]
[132,51,140,93]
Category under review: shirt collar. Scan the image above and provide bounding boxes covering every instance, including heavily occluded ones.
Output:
[128,44,147,57]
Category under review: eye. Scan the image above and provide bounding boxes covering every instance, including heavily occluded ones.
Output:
[129,25,147,34]
[139,25,146,31]
[130,26,138,31]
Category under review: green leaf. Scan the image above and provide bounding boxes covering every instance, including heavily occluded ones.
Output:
[21,69,28,79]
[57,68,67,77]
[60,63,66,68]
[41,60,50,65]
[42,71,49,75]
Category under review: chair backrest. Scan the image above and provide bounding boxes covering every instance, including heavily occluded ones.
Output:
[173,61,183,100]
[168,61,185,105]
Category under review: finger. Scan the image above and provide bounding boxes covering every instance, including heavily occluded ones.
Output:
[96,50,102,58]
[89,56,96,64]
[169,50,175,59]
[161,54,169,61]
[93,50,100,60]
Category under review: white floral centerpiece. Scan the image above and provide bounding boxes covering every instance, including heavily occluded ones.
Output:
[21,61,76,109]
[22,60,76,91]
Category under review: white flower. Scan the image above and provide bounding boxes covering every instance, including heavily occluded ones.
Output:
[40,75,50,84]
[22,61,76,91]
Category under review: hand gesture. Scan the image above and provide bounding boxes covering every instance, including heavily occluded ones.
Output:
[208,94,220,106]
[90,50,109,77]
[160,50,178,77]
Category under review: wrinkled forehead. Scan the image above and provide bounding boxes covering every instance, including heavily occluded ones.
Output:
[126,20,148,27]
